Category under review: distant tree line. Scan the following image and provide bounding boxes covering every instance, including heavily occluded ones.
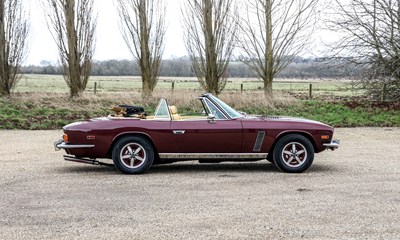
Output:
[20,56,361,79]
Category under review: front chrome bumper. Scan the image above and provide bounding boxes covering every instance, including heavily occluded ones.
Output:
[323,140,340,150]
[54,139,95,151]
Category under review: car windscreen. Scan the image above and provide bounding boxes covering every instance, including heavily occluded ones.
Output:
[203,98,227,119]
[209,95,242,119]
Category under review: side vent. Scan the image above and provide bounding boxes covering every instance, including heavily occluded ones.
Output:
[253,131,266,152]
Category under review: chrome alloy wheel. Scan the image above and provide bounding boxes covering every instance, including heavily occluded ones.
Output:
[120,143,147,169]
[281,142,308,168]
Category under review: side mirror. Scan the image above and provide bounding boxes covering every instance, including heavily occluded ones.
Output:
[207,114,216,123]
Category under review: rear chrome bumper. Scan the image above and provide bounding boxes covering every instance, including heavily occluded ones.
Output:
[54,139,95,151]
[323,140,340,150]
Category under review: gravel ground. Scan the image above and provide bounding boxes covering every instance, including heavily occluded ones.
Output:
[0,128,399,240]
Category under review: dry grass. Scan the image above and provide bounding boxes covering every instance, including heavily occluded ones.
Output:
[1,90,299,130]
[3,89,400,129]
[217,91,298,109]
[9,90,298,113]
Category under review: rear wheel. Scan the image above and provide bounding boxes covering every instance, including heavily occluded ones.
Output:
[112,136,154,174]
[273,134,314,173]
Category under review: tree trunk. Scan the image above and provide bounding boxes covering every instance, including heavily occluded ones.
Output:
[0,0,7,96]
[209,88,218,96]
[142,74,153,99]
[70,85,83,98]
[238,0,317,99]
[183,0,234,96]
[264,0,274,99]
[45,0,95,98]
[65,0,82,98]
[139,0,152,99]
[263,79,273,99]
[204,0,218,95]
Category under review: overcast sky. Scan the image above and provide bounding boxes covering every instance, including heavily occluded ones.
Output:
[27,0,186,65]
[26,0,332,66]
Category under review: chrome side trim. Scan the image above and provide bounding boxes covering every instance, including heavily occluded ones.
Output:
[253,131,266,152]
[159,153,268,159]
[55,141,95,149]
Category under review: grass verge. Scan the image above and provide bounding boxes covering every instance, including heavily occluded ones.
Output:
[1,92,399,130]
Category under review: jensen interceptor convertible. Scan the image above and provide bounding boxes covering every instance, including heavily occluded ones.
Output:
[54,93,339,174]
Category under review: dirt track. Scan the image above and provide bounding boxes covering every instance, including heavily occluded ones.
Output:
[0,128,399,240]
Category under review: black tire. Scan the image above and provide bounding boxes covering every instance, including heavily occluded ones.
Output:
[266,154,275,164]
[273,134,314,173]
[112,136,154,174]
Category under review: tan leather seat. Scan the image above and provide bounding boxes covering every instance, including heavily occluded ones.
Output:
[169,105,181,120]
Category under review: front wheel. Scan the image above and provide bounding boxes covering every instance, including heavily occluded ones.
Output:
[273,134,314,173]
[112,136,154,174]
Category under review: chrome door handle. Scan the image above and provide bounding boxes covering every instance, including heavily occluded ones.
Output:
[173,130,185,135]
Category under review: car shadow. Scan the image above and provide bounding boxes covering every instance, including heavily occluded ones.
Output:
[55,161,337,175]
[150,162,280,174]
[150,162,337,174]
[55,165,118,175]
[308,164,338,173]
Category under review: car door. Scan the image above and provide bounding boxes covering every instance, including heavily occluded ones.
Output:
[170,98,243,153]
[171,119,242,153]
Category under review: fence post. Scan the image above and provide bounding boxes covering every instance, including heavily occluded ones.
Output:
[240,83,243,94]
[309,84,312,100]
[381,83,387,102]
[171,81,175,93]
[94,82,97,95]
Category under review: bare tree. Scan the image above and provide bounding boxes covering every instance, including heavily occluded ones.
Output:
[116,0,166,98]
[237,0,319,98]
[0,0,29,96]
[182,0,238,96]
[331,0,400,101]
[43,0,96,98]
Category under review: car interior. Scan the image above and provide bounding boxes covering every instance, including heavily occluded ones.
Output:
[109,98,209,121]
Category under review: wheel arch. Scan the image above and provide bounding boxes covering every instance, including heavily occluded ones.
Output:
[267,131,316,161]
[107,132,159,159]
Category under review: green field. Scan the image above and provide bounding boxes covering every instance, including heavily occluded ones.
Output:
[15,74,364,98]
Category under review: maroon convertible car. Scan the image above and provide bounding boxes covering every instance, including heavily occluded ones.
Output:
[54,93,339,174]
